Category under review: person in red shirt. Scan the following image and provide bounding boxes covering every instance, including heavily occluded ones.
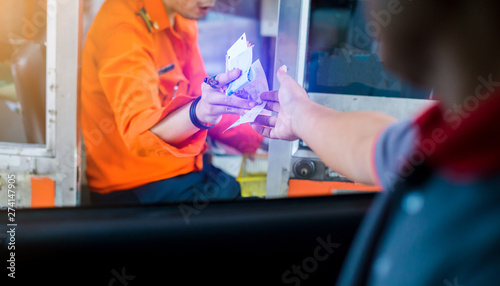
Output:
[252,0,500,285]
[81,0,263,204]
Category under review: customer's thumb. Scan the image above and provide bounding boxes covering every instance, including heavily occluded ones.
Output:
[276,65,289,83]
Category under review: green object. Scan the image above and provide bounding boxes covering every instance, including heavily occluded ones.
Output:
[138,8,153,33]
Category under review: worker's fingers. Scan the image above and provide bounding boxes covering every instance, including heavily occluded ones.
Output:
[204,92,257,110]
[202,104,248,117]
[201,69,242,96]
[215,68,242,86]
[254,115,277,127]
[260,90,279,102]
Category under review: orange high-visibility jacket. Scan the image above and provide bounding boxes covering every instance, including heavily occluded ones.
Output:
[82,0,263,193]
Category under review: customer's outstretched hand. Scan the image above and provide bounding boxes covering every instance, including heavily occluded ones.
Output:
[251,65,311,141]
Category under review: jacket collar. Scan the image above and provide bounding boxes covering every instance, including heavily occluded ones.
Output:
[143,0,170,32]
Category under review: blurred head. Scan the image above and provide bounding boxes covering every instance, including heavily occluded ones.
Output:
[366,0,500,88]
[162,0,216,20]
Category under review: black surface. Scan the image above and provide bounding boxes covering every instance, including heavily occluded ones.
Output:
[2,193,376,285]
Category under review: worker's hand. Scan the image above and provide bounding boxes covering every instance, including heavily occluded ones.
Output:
[197,69,258,125]
[251,65,310,141]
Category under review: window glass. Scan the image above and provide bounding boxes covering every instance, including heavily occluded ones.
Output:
[306,0,431,99]
[0,0,47,144]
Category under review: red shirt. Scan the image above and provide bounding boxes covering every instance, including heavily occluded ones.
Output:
[82,0,262,193]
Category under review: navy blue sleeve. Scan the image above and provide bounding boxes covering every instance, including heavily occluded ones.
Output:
[374,119,416,191]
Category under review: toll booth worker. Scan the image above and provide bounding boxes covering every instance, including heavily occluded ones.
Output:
[81,0,263,204]
[252,0,500,285]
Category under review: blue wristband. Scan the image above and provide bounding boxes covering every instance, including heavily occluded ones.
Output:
[190,96,214,129]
